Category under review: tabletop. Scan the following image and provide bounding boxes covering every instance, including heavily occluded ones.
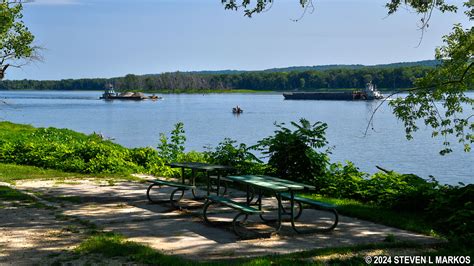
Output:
[168,162,234,171]
[225,175,308,192]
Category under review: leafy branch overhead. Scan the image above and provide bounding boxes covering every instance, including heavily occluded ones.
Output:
[0,0,38,80]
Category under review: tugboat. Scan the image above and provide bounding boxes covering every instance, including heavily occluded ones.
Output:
[232,105,243,114]
[283,81,384,101]
[100,84,162,100]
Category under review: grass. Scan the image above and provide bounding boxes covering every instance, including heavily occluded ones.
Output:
[0,185,46,208]
[75,232,199,265]
[0,185,36,202]
[0,162,139,184]
[303,194,437,236]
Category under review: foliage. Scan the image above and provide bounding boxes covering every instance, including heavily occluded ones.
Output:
[319,163,440,212]
[222,0,313,18]
[318,161,368,200]
[391,20,473,155]
[362,171,438,211]
[0,122,162,174]
[0,0,37,80]
[157,122,186,163]
[255,118,330,183]
[204,138,266,174]
[426,184,474,246]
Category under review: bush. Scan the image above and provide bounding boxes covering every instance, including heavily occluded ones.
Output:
[204,138,266,174]
[157,122,186,163]
[362,171,438,211]
[427,184,474,246]
[255,118,330,183]
[0,125,162,175]
[319,162,368,199]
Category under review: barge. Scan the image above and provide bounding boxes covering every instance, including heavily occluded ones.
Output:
[283,82,383,101]
[100,84,161,100]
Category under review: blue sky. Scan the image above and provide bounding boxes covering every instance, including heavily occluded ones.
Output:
[7,0,470,80]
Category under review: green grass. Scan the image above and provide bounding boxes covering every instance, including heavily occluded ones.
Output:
[0,185,46,208]
[0,185,35,202]
[0,162,139,184]
[303,194,437,236]
[75,232,201,265]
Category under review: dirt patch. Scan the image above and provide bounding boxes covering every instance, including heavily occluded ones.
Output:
[0,205,85,265]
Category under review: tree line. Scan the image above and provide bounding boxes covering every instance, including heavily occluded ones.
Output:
[0,66,433,92]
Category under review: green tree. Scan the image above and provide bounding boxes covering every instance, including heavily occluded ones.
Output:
[0,0,37,80]
[224,0,473,154]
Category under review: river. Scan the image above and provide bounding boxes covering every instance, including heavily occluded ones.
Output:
[1,90,472,184]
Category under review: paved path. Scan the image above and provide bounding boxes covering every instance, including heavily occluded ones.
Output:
[14,179,442,260]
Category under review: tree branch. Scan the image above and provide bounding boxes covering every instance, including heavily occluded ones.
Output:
[363,61,473,137]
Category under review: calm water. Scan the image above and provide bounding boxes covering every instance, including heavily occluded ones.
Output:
[1,90,472,184]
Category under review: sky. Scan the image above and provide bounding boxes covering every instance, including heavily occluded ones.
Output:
[6,0,471,80]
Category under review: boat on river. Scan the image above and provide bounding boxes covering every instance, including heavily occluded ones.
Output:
[283,82,384,101]
[232,106,243,114]
[100,84,161,100]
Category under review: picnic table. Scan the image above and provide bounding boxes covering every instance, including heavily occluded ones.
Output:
[146,162,234,208]
[204,174,338,236]
[167,162,235,197]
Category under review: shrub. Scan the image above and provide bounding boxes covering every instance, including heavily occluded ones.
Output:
[319,162,368,199]
[255,118,330,183]
[0,125,163,175]
[204,138,266,174]
[157,122,186,163]
[427,184,474,246]
[361,171,438,211]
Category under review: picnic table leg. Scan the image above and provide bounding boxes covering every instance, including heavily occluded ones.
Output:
[275,192,282,232]
[289,191,296,231]
[191,169,204,200]
[206,171,211,197]
[181,167,185,184]
[246,184,250,205]
[216,171,221,196]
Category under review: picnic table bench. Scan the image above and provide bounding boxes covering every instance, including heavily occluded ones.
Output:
[146,179,196,209]
[203,195,263,237]
[280,192,339,232]
[146,162,234,209]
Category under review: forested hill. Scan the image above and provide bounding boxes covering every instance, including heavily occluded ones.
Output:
[188,59,440,74]
[0,60,438,92]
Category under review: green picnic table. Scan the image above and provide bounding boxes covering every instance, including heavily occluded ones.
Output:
[204,175,338,236]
